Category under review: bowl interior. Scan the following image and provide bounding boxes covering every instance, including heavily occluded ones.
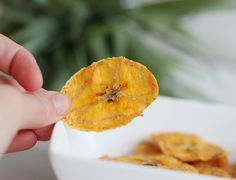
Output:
[51,97,236,163]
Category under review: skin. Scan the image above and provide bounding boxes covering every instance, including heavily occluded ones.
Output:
[0,34,71,157]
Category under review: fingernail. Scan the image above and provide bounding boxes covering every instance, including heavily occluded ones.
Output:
[52,94,71,116]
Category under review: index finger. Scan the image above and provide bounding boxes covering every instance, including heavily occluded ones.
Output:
[0,34,43,91]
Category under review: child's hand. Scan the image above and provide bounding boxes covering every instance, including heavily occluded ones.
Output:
[0,34,71,156]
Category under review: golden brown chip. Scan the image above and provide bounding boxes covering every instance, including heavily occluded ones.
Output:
[151,132,226,162]
[191,153,228,170]
[134,141,162,155]
[61,57,158,131]
[194,164,230,178]
[102,155,198,173]
[228,163,236,178]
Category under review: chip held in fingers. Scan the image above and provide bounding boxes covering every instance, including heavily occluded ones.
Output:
[61,57,158,131]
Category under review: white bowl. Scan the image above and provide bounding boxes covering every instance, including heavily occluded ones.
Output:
[49,97,236,180]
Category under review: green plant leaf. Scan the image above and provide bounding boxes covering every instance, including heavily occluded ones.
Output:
[0,0,234,97]
[86,24,111,60]
[134,0,235,17]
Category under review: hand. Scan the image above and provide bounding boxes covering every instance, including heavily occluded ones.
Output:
[0,34,71,156]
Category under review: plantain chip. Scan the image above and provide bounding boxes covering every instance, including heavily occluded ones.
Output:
[194,164,230,178]
[151,132,226,162]
[61,57,158,131]
[228,163,236,178]
[102,155,198,173]
[134,141,162,155]
[191,153,228,170]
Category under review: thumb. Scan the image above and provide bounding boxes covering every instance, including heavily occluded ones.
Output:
[19,90,71,129]
[0,87,70,156]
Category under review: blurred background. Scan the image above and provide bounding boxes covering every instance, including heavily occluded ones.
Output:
[0,0,236,104]
[0,0,236,179]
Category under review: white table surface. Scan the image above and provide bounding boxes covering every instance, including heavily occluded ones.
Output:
[0,142,56,180]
